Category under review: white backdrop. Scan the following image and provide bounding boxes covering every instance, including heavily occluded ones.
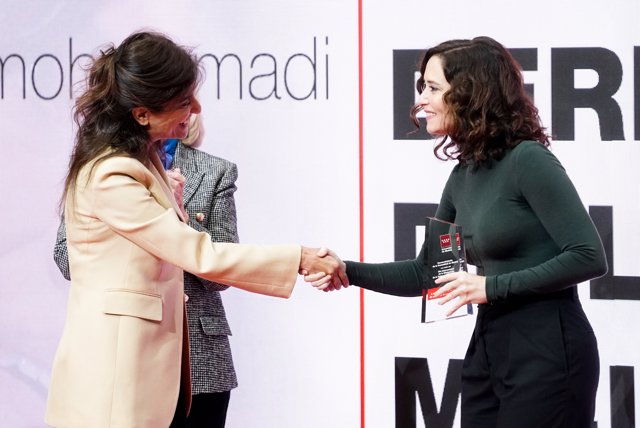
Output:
[0,1,638,427]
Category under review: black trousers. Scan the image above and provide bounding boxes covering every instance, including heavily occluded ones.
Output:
[170,382,188,428]
[171,389,231,428]
[187,391,231,428]
[461,290,599,428]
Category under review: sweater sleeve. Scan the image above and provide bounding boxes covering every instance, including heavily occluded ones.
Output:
[485,142,608,302]
[345,247,424,297]
[344,169,458,297]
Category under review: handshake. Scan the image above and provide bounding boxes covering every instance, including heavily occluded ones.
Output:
[299,247,350,291]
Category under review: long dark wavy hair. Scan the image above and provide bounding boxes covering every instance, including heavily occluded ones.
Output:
[410,36,549,165]
[60,31,201,211]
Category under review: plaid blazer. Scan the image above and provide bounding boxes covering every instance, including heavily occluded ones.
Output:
[172,142,239,394]
[54,142,241,395]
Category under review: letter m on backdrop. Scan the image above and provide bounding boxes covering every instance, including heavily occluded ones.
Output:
[395,357,463,428]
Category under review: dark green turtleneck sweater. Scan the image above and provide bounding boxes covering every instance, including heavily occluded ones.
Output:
[345,141,607,303]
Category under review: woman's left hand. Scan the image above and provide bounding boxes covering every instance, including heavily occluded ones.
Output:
[166,168,189,222]
[433,271,487,316]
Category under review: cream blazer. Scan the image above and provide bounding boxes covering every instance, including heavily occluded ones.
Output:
[45,151,300,428]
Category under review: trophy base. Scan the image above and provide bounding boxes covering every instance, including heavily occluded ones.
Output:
[421,287,474,323]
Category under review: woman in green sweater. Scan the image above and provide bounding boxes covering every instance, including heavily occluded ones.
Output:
[310,37,607,428]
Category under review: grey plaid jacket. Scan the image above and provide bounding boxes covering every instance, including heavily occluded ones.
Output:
[53,142,239,394]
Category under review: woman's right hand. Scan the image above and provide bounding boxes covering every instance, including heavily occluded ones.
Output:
[302,247,349,291]
[299,246,349,291]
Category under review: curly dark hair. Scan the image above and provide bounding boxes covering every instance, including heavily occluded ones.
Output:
[410,36,549,165]
[61,31,201,211]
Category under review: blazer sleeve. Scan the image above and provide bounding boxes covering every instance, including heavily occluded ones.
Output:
[53,218,71,281]
[89,157,300,298]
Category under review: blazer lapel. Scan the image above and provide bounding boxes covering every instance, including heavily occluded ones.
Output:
[182,172,204,206]
[173,143,204,206]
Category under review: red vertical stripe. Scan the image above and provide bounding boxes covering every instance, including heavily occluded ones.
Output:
[358,0,365,427]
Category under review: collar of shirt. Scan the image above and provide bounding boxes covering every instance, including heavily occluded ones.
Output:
[161,139,180,170]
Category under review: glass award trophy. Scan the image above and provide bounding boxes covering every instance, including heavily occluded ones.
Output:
[421,217,473,323]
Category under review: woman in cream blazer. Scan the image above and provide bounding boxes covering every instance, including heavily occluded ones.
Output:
[45,31,343,428]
